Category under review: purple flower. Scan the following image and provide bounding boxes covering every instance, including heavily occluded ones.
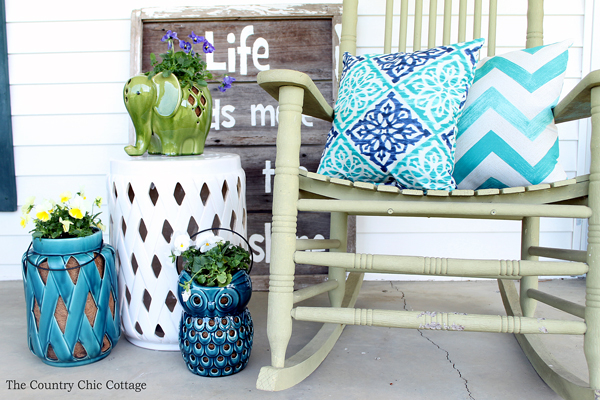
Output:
[161,30,178,49]
[218,76,236,92]
[179,40,192,54]
[188,31,205,45]
[202,40,215,54]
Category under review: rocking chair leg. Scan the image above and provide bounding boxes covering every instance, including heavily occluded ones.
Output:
[267,85,305,368]
[328,212,348,307]
[521,217,540,317]
[585,86,600,391]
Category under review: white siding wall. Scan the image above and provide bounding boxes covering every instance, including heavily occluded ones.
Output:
[0,0,594,281]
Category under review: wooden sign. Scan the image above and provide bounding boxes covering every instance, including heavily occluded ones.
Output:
[132,5,342,290]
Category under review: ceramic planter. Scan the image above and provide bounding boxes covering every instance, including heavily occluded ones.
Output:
[21,230,120,366]
[123,73,213,156]
[178,269,253,377]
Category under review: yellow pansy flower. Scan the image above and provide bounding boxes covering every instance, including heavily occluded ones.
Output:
[59,217,73,233]
[32,200,53,222]
[20,214,30,228]
[22,196,35,215]
[68,195,88,220]
[60,191,72,203]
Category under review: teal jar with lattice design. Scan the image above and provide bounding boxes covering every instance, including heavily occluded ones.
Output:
[21,229,121,366]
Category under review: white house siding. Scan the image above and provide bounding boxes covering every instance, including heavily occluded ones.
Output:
[0,0,594,281]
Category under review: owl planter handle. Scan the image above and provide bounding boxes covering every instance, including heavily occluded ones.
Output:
[190,228,253,274]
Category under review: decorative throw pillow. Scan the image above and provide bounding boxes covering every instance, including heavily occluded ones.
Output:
[453,40,571,190]
[316,39,484,190]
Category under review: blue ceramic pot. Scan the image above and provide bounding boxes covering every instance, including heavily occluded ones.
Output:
[21,230,121,366]
[178,270,253,377]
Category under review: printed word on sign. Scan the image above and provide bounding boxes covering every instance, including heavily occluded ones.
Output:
[205,26,269,75]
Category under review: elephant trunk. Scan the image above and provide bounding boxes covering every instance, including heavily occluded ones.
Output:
[124,113,152,156]
[123,75,157,156]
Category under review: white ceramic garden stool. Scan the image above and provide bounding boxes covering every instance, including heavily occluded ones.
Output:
[108,153,247,350]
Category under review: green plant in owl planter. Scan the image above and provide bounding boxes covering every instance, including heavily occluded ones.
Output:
[123,30,235,156]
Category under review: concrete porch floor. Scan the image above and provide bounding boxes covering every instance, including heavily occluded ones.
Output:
[0,278,588,400]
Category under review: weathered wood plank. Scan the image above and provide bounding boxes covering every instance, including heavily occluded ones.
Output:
[134,5,340,280]
[142,19,334,82]
[208,145,324,211]
[205,81,333,146]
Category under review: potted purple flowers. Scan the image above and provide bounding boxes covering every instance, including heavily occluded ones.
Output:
[123,30,236,156]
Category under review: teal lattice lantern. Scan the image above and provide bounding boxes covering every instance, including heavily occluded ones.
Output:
[21,230,121,366]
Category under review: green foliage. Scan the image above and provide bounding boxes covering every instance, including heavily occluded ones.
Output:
[146,49,213,89]
[31,207,101,239]
[176,241,251,288]
[21,191,105,239]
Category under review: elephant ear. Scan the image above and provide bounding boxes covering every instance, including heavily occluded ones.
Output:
[153,73,182,117]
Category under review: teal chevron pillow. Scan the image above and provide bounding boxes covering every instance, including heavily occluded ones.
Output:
[454,41,571,189]
[317,39,484,190]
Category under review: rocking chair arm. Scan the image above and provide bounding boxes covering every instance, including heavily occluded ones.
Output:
[553,69,600,124]
[257,69,334,122]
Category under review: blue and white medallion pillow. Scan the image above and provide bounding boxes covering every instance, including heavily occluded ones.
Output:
[317,39,484,190]
[453,40,571,189]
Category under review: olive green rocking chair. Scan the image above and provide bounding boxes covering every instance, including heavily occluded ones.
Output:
[255,0,600,397]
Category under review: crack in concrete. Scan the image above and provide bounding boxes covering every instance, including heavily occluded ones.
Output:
[391,282,475,400]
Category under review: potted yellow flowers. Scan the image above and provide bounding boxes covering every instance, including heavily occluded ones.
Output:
[20,189,121,366]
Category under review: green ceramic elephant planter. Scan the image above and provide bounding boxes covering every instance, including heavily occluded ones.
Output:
[123,73,213,156]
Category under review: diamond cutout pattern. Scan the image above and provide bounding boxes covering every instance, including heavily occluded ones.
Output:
[149,182,159,206]
[65,257,80,283]
[85,292,98,327]
[230,210,237,231]
[174,183,186,205]
[38,262,48,285]
[166,291,177,313]
[102,335,111,352]
[128,183,135,203]
[139,219,148,242]
[155,324,165,338]
[162,220,174,243]
[33,298,40,330]
[94,253,104,279]
[74,342,87,358]
[187,217,199,237]
[111,160,246,348]
[109,291,116,319]
[47,344,57,360]
[212,214,221,230]
[151,255,162,278]
[200,183,210,205]
[55,296,68,334]
[143,289,152,311]
[131,254,138,275]
[222,181,229,200]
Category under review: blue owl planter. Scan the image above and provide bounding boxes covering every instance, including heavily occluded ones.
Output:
[178,269,253,377]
